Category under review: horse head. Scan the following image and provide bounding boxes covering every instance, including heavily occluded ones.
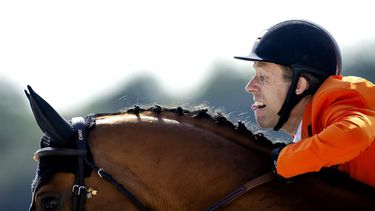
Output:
[25,86,92,211]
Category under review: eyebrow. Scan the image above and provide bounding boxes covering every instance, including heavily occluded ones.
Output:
[253,61,266,68]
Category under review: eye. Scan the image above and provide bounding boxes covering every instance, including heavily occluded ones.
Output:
[41,196,60,210]
[258,75,267,83]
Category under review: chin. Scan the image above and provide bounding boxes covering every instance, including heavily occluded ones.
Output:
[255,120,268,129]
[256,119,274,129]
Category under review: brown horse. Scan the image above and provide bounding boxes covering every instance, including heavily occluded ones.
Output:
[25,86,375,211]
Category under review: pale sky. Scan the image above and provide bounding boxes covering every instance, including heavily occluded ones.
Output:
[1,0,374,110]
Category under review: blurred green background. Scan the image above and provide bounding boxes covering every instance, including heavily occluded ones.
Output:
[1,41,375,210]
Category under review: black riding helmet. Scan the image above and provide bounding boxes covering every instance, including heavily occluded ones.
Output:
[235,20,342,130]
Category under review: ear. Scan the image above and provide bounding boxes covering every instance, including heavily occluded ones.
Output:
[295,76,309,95]
[25,85,74,145]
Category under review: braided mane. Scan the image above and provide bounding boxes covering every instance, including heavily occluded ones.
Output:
[94,105,277,149]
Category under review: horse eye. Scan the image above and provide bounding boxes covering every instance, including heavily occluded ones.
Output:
[41,196,59,210]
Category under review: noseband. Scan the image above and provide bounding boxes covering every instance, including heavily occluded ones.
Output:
[32,116,149,211]
[31,116,273,211]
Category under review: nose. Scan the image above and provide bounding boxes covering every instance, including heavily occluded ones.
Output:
[245,75,258,94]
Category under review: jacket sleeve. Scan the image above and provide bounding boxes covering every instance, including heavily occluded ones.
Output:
[276,90,375,178]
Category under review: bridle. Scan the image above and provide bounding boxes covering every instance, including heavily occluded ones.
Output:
[31,116,149,211]
[31,116,274,211]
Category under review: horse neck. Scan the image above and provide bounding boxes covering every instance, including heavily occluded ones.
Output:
[88,113,272,209]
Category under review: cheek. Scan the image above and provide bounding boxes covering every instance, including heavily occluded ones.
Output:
[277,86,289,101]
[267,84,289,109]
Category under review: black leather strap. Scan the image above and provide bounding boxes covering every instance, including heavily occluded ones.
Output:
[71,117,87,211]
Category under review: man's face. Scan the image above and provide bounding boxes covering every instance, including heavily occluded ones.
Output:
[245,62,291,128]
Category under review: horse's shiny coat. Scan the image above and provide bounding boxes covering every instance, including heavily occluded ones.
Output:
[32,111,375,211]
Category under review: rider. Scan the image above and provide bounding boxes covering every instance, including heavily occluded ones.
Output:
[234,19,375,188]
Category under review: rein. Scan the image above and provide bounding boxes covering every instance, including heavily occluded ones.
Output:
[33,116,274,211]
[206,172,274,210]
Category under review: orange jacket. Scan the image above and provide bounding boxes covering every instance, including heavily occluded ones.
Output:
[277,75,375,188]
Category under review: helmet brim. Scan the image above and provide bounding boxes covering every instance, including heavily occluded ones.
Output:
[234,54,278,65]
[234,55,263,62]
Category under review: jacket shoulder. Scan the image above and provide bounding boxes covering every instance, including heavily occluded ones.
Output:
[310,76,375,118]
[314,76,374,100]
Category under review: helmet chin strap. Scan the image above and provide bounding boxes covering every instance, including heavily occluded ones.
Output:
[273,65,324,131]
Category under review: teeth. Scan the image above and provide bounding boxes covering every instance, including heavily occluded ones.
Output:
[254,101,266,108]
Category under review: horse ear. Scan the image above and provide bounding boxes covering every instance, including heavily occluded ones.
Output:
[25,85,74,145]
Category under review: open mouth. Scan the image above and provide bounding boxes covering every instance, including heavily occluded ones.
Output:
[252,101,266,110]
